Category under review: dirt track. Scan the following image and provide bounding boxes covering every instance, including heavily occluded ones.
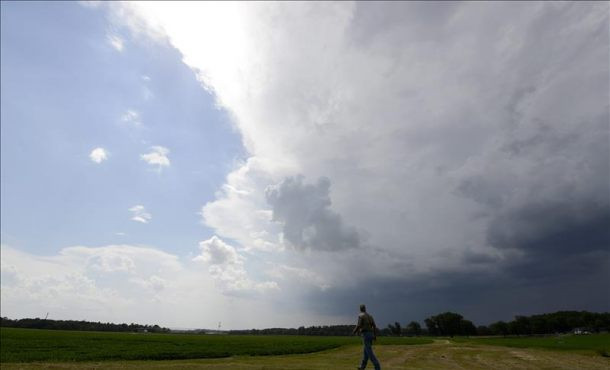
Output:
[4,340,609,369]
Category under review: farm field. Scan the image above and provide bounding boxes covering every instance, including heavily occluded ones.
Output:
[1,328,609,369]
[0,328,430,362]
[453,333,610,356]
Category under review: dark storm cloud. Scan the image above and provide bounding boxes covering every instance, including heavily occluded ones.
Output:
[301,196,610,325]
[303,256,610,326]
[300,197,610,325]
[265,176,360,251]
[309,198,610,325]
[490,201,609,285]
[487,201,610,255]
[290,1,610,323]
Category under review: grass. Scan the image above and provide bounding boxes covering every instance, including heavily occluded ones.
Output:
[452,333,610,356]
[3,338,610,369]
[0,328,431,363]
[5,327,607,368]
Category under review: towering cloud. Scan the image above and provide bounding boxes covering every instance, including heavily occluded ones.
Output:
[109,2,609,322]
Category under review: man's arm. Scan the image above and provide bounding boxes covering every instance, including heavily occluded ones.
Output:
[372,317,378,340]
[352,316,362,335]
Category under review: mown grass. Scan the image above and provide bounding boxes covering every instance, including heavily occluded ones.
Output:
[0,328,431,363]
[452,333,610,356]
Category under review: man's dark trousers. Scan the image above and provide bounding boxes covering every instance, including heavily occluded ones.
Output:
[359,331,380,370]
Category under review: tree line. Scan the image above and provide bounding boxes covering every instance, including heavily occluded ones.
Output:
[3,310,608,336]
[482,311,610,336]
[230,311,609,337]
[229,325,354,336]
[0,317,170,333]
[384,311,610,337]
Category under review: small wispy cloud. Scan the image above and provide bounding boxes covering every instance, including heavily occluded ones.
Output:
[107,34,124,52]
[129,205,151,224]
[143,88,153,100]
[140,76,154,100]
[89,147,108,163]
[121,109,141,126]
[140,146,170,169]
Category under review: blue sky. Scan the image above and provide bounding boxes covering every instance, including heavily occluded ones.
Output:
[1,2,607,329]
[1,2,242,256]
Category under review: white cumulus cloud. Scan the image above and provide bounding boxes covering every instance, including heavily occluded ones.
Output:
[140,146,170,169]
[89,147,108,163]
[1,244,340,328]
[194,236,277,294]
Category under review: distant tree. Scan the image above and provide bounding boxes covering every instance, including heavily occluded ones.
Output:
[476,325,491,336]
[394,322,402,336]
[424,318,439,336]
[405,321,422,336]
[530,316,549,334]
[509,316,531,336]
[425,312,464,337]
[422,312,482,337]
[593,317,608,333]
[459,319,476,336]
[489,321,509,336]
[387,323,400,336]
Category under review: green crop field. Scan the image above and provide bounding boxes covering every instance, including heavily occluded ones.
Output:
[0,328,431,363]
[452,333,610,356]
[3,328,610,369]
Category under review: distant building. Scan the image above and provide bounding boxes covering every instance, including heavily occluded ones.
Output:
[573,328,590,335]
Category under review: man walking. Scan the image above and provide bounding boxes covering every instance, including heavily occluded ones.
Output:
[352,304,381,370]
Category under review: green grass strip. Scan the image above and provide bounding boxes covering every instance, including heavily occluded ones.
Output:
[1,328,431,363]
[452,334,610,356]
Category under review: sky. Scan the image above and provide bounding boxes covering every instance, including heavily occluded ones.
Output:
[1,1,608,330]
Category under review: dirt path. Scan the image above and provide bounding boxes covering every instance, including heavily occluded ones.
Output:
[4,340,609,369]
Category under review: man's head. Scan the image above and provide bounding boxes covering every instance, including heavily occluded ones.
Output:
[359,304,366,312]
